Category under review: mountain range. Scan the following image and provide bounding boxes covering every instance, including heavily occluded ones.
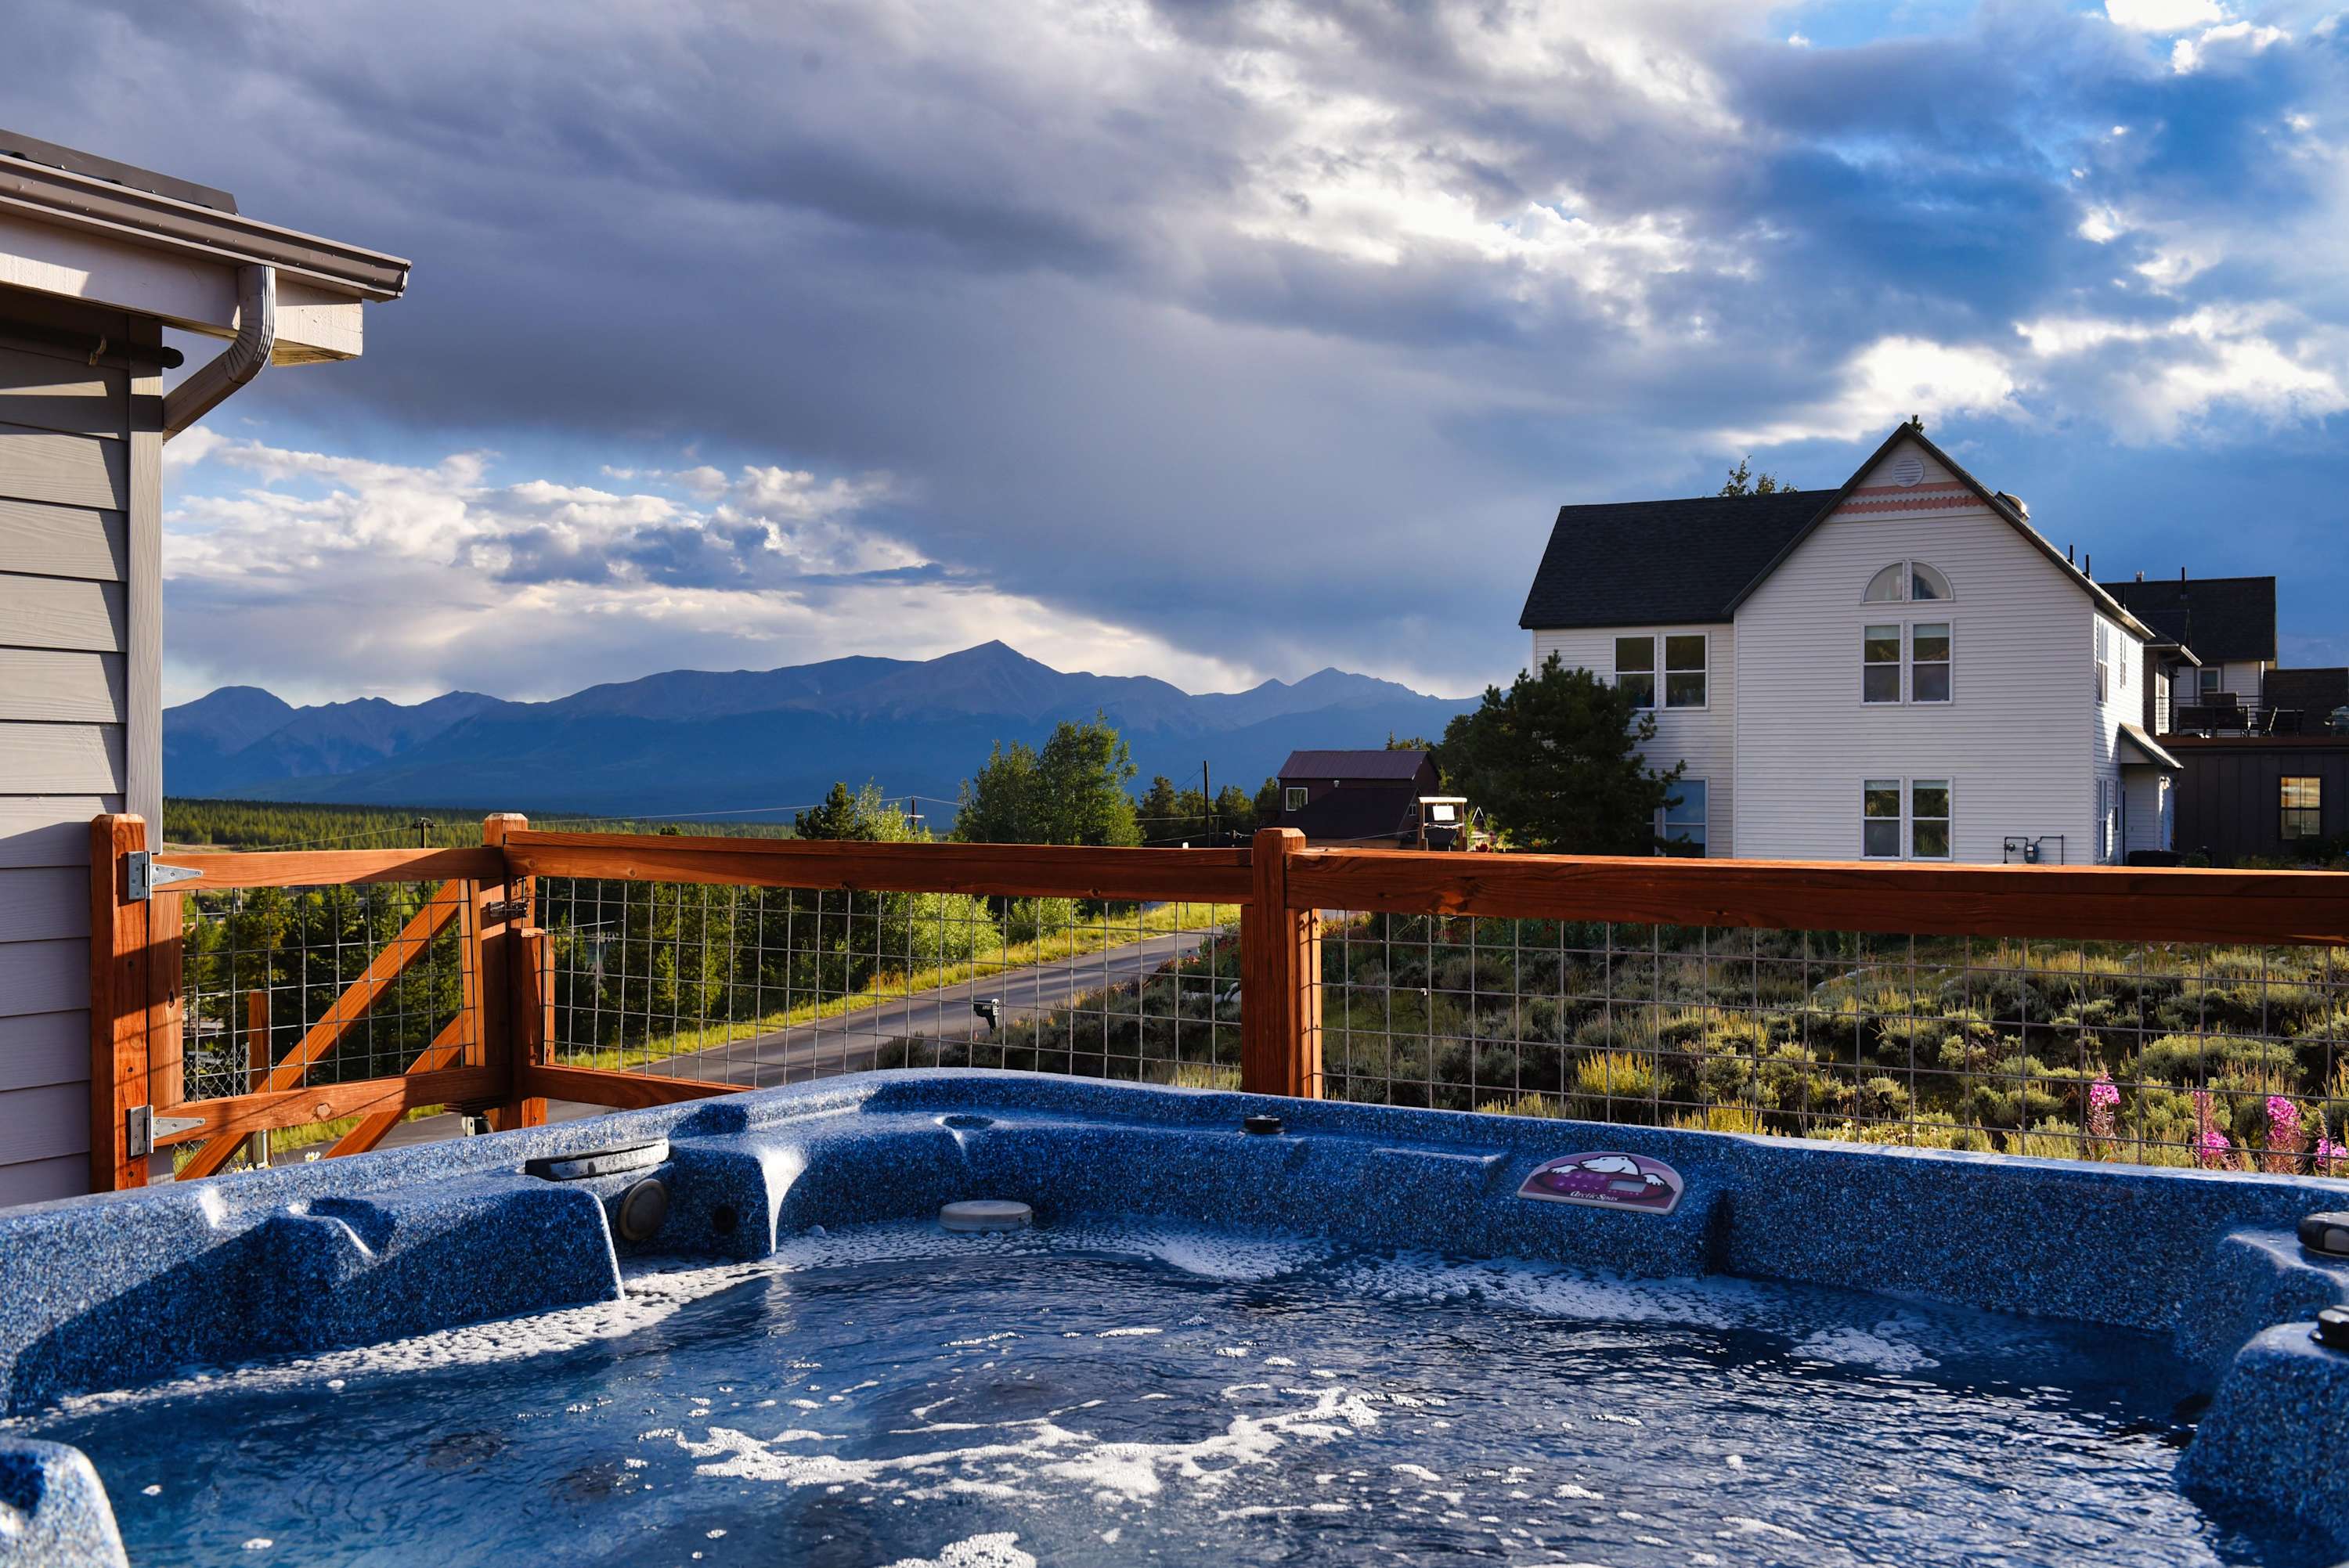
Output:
[163,642,1478,818]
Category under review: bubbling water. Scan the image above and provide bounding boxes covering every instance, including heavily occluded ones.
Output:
[11,1221,2324,1568]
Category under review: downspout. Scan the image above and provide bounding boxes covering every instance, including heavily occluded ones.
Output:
[162,263,275,440]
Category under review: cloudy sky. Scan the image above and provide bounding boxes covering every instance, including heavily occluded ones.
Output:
[16,0,2349,705]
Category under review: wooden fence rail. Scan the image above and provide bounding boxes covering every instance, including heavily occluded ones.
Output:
[88,815,2349,1192]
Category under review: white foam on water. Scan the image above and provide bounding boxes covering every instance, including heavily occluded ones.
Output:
[680,1383,1380,1505]
[880,1530,1037,1568]
[1790,1324,1941,1374]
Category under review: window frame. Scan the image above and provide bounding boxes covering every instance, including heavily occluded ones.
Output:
[2282,776,2323,842]
[1659,777,1708,856]
[1860,619,1954,705]
[1862,776,1954,860]
[1862,623,1903,705]
[1862,560,1955,604]
[1612,634,1657,710]
[1862,778,1903,859]
[1283,786,1308,813]
[1662,633,1709,711]
[1911,622,1952,705]
[1910,779,1951,859]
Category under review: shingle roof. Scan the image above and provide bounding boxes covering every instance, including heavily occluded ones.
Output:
[1276,749,1433,783]
[2264,667,2348,715]
[2100,577,2276,665]
[1517,491,1824,629]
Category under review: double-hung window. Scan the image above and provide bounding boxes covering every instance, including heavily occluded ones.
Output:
[1615,634,1707,709]
[1863,623,1951,703]
[1284,787,1307,812]
[1613,636,1655,708]
[1863,780,1902,857]
[1864,778,1951,859]
[2095,621,2111,703]
[1863,625,1902,703]
[1911,623,1951,702]
[2282,777,2322,841]
[1663,636,1707,708]
[1661,779,1707,855]
[1910,780,1950,858]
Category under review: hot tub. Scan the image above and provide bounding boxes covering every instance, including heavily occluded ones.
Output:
[2,1070,2347,1566]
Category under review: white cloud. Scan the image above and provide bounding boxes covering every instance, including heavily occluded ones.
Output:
[2105,0,2227,31]
[158,436,1259,705]
[1727,337,2025,444]
[2015,305,2349,438]
[2170,18,2288,71]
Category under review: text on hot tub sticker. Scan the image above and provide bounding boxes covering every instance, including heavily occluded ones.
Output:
[1517,1152,1683,1215]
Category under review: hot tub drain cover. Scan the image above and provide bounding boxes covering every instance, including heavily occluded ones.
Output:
[940,1199,1032,1234]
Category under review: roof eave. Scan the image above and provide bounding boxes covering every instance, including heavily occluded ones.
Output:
[0,153,408,302]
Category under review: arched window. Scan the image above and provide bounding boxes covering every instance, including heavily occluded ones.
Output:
[1863,561,1953,602]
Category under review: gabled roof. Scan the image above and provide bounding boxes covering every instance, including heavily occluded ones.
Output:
[1276,749,1432,782]
[2098,576,2275,665]
[1521,424,2157,640]
[1517,490,1819,629]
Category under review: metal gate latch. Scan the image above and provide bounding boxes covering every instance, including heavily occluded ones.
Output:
[125,1105,205,1159]
[126,850,204,901]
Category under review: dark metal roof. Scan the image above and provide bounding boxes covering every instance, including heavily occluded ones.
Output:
[2100,576,2276,665]
[0,128,235,212]
[1276,749,1434,783]
[1517,490,1820,629]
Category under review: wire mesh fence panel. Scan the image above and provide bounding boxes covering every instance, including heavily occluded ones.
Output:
[532,877,1243,1093]
[175,879,478,1107]
[1317,912,2349,1173]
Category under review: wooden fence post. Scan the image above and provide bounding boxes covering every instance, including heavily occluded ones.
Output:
[1241,827,1322,1099]
[245,988,270,1169]
[481,813,546,1132]
[88,814,148,1191]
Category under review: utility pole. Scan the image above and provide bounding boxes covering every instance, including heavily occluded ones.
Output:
[1202,759,1212,845]
[411,816,434,848]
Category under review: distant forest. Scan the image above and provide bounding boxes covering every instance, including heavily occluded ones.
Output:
[162,798,798,850]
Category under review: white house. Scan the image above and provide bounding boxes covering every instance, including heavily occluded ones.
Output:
[1519,423,2179,865]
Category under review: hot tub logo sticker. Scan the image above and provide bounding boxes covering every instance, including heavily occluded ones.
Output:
[1517,1152,1683,1215]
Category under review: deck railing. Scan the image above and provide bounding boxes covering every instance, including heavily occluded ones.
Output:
[88,815,2349,1190]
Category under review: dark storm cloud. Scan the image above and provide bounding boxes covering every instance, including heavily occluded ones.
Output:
[14,0,2348,692]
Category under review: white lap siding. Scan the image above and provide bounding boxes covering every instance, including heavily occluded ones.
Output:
[1732,449,2096,864]
[1529,623,1735,857]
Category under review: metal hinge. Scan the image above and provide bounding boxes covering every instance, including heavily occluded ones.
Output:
[482,898,531,923]
[125,850,204,901]
[125,1105,204,1159]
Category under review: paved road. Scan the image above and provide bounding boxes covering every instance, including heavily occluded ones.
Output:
[380,927,1207,1147]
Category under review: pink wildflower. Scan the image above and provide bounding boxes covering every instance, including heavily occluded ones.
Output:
[2087,1076,2119,1145]
[2268,1096,2303,1147]
[2318,1137,2347,1176]
[2192,1088,2235,1170]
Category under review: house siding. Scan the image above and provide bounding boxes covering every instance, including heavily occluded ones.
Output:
[1530,622,1735,856]
[0,305,146,1207]
[1732,444,2098,864]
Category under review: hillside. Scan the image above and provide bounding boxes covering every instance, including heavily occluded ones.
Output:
[164,642,1475,817]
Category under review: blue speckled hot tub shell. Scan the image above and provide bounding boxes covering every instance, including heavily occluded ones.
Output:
[3,1069,2348,1566]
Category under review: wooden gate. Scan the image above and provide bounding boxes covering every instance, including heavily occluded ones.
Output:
[85,814,550,1191]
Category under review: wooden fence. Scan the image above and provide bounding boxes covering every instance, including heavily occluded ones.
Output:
[88,813,2349,1191]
